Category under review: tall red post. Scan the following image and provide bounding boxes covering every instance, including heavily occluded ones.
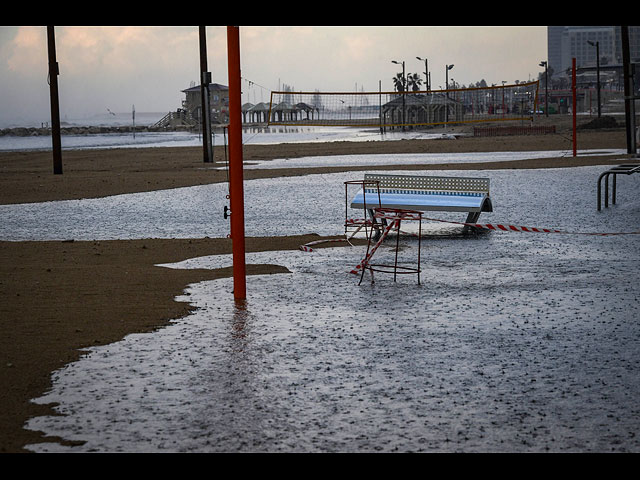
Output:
[572,57,577,157]
[226,26,246,300]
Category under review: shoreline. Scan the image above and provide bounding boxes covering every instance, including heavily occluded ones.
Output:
[0,123,633,206]
[0,234,343,452]
[1,123,636,453]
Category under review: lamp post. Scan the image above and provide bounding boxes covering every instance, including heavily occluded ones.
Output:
[539,61,548,117]
[392,60,406,130]
[416,56,429,92]
[445,64,454,123]
[587,40,601,118]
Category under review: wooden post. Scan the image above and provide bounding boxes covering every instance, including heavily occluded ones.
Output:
[227,26,246,300]
[46,26,62,174]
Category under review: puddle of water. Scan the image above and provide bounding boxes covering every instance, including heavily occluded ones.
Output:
[20,164,640,452]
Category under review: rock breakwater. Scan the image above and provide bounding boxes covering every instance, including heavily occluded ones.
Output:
[0,125,197,137]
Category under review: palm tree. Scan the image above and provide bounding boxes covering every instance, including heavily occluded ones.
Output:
[407,73,423,91]
[392,73,405,92]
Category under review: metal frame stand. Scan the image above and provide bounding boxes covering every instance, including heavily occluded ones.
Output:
[344,180,382,243]
[355,207,423,285]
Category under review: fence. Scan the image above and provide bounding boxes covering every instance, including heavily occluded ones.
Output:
[267,81,540,128]
[473,125,556,137]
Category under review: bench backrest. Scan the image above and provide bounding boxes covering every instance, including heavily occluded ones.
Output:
[363,174,490,195]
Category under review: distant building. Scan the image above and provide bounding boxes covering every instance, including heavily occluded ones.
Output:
[382,93,463,126]
[539,26,640,115]
[547,26,640,78]
[182,83,230,125]
[242,102,271,123]
[151,83,231,129]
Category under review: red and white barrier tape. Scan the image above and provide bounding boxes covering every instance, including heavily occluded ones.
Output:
[349,219,400,274]
[300,215,639,253]
[422,216,640,236]
[345,218,371,225]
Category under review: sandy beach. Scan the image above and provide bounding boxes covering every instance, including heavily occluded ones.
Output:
[0,117,636,453]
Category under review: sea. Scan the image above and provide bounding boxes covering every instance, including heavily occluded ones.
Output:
[0,111,460,152]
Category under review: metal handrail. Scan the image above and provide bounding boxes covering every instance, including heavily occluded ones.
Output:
[597,163,640,210]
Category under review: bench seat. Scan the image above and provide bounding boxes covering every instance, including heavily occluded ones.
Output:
[351,191,487,212]
[349,174,493,226]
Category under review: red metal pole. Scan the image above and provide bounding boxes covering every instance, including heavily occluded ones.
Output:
[227,26,246,300]
[572,57,577,157]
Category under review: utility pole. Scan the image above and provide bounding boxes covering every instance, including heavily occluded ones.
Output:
[621,26,637,155]
[445,64,454,123]
[416,56,429,92]
[539,61,548,117]
[46,26,62,174]
[572,57,577,157]
[199,26,213,163]
[392,60,406,131]
[587,40,601,118]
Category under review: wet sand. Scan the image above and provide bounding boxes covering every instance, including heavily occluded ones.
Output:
[0,125,629,205]
[0,118,634,452]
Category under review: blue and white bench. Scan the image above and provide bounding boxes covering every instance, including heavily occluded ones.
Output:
[350,173,493,229]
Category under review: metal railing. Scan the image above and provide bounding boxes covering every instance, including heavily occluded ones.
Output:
[597,163,640,210]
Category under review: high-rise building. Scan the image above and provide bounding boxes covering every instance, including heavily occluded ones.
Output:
[547,26,640,77]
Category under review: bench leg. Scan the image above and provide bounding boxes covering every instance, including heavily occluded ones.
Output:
[464,211,481,233]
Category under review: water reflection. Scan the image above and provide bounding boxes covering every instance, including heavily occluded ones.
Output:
[230,298,250,353]
[242,125,317,135]
[20,165,640,452]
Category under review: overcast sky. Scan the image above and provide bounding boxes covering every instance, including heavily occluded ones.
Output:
[0,26,548,127]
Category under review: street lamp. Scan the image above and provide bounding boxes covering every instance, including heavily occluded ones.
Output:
[416,56,430,92]
[445,64,454,123]
[587,40,601,118]
[539,61,548,117]
[392,60,406,91]
[392,60,406,130]
[445,64,454,90]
